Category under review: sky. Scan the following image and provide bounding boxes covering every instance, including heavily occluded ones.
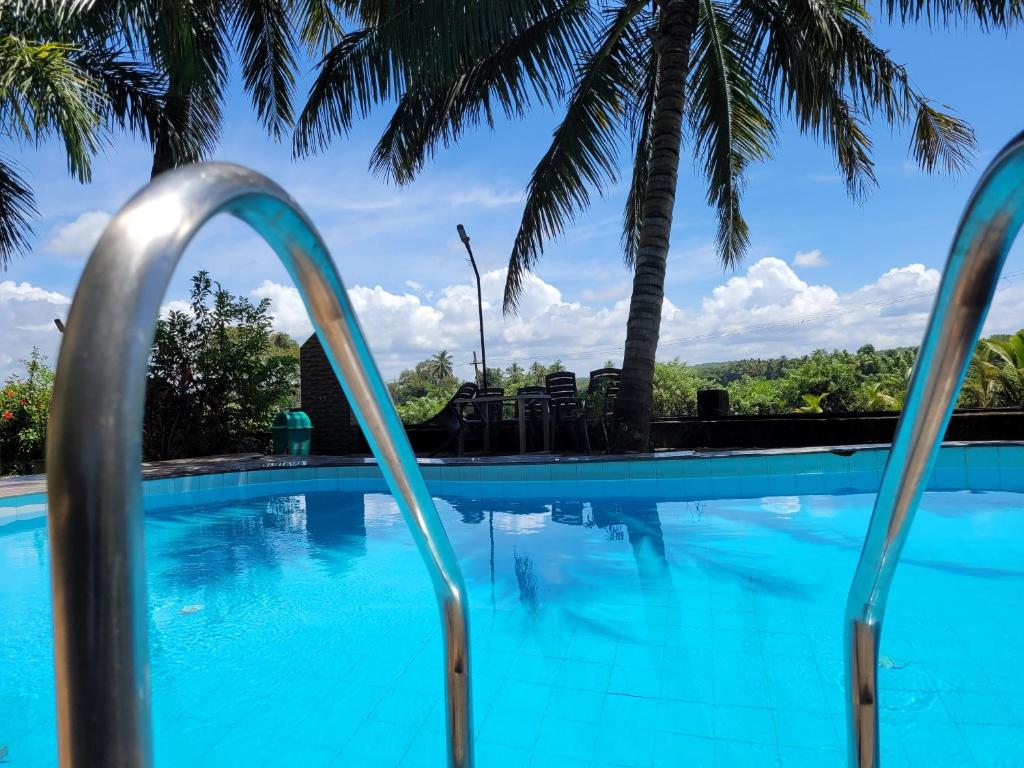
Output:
[3,18,1024,383]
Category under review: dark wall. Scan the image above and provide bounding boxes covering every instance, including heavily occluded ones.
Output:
[650,409,1024,451]
[300,335,362,455]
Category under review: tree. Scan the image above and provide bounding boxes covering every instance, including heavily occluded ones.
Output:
[0,348,55,475]
[727,376,787,414]
[650,360,715,416]
[1,0,311,263]
[780,350,864,412]
[982,330,1024,405]
[138,0,302,177]
[294,0,990,451]
[0,6,164,265]
[144,270,298,460]
[428,349,455,383]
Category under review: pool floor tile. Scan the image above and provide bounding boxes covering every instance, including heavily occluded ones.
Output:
[653,731,714,767]
[713,704,777,745]
[532,715,599,762]
[656,698,715,738]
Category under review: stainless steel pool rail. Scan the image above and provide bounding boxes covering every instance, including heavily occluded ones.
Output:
[844,132,1024,767]
[45,164,473,768]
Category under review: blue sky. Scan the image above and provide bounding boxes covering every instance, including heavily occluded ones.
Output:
[3,18,1024,382]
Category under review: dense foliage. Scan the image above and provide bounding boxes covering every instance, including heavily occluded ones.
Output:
[389,331,1024,423]
[0,349,54,475]
[143,271,298,461]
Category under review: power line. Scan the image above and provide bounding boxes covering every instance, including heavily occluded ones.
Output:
[467,268,1024,368]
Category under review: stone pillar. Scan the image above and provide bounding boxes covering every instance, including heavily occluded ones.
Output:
[299,335,361,455]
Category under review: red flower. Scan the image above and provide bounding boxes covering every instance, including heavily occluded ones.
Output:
[2,411,12,420]
[19,398,28,405]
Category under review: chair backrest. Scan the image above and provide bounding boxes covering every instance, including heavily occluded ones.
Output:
[473,386,506,422]
[587,368,621,393]
[587,368,621,416]
[411,381,478,428]
[516,385,546,418]
[545,371,578,402]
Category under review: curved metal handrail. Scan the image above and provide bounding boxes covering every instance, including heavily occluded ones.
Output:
[45,164,473,767]
[844,132,1024,767]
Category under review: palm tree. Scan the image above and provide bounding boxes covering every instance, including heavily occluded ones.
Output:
[294,0,1001,450]
[429,349,455,383]
[0,0,307,264]
[982,330,1024,405]
[0,6,164,266]
[139,0,301,177]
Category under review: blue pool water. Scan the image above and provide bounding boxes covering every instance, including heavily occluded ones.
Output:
[2,480,1023,767]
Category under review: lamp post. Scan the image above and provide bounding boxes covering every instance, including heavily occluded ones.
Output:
[456,224,487,390]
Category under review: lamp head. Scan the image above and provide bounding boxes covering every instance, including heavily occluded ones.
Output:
[456,224,470,245]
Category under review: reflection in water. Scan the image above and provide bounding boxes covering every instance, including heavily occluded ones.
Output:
[303,491,368,562]
[155,492,369,591]
[513,550,540,613]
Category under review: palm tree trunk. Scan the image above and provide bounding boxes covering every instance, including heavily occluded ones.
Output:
[611,0,700,452]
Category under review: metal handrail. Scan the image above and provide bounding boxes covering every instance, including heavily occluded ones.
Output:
[45,164,473,767]
[844,132,1024,767]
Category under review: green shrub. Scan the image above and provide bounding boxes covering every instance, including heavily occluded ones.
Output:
[727,376,788,415]
[0,348,54,475]
[143,271,299,460]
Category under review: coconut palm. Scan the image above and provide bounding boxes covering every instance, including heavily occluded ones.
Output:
[428,349,455,383]
[982,330,1024,405]
[139,0,301,177]
[0,0,307,265]
[0,5,164,266]
[294,0,1004,449]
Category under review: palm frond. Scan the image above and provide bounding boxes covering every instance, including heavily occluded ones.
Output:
[690,0,774,267]
[292,0,347,54]
[70,47,165,141]
[0,154,37,268]
[295,0,571,156]
[742,0,976,192]
[370,0,591,184]
[911,99,976,175]
[0,35,102,182]
[293,28,397,156]
[878,0,1023,29]
[740,0,877,198]
[233,0,298,140]
[504,0,650,313]
[146,0,228,173]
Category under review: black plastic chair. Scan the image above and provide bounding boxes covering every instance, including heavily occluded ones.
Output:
[465,386,506,452]
[587,368,621,451]
[545,371,590,454]
[516,385,547,452]
[427,382,479,456]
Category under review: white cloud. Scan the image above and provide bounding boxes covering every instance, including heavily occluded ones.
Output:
[11,259,1023,384]
[792,249,829,268]
[159,299,193,317]
[43,211,111,259]
[0,281,71,379]
[251,280,314,341]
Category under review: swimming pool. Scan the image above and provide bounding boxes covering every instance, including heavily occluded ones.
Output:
[2,446,1023,767]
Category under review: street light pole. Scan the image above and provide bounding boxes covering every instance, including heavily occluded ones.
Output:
[456,224,488,390]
